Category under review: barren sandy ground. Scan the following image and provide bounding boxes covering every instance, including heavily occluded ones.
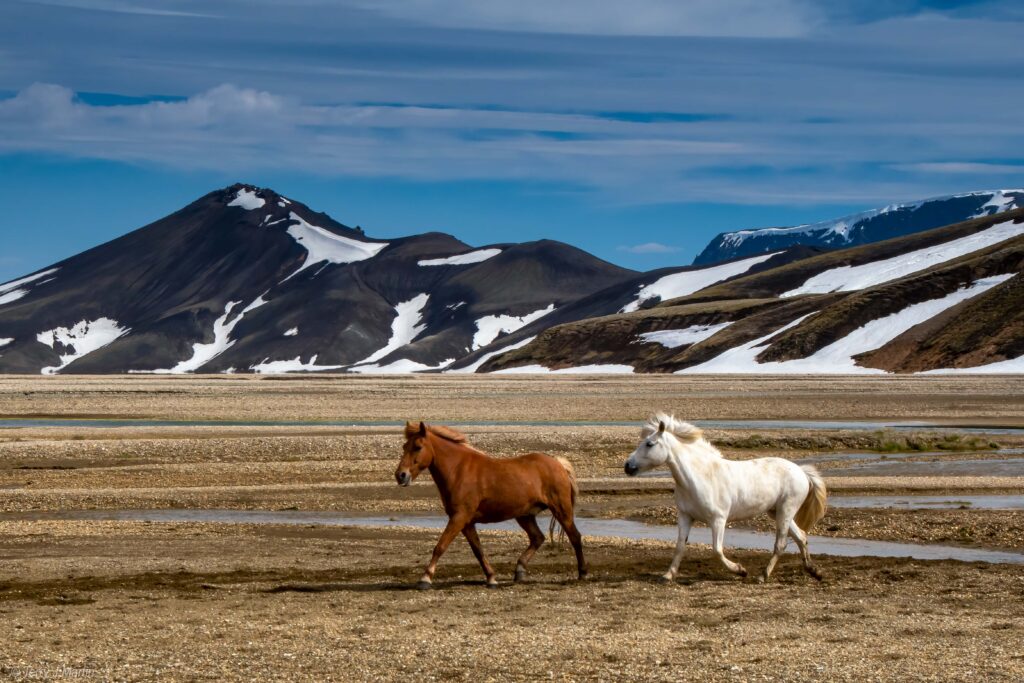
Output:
[0,375,1022,681]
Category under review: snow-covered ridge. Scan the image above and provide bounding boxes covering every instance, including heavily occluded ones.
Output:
[638,322,733,349]
[37,317,130,374]
[472,304,555,350]
[0,268,59,306]
[680,274,1013,374]
[621,253,778,313]
[718,189,1022,250]
[783,219,1024,297]
[285,212,389,277]
[0,338,13,348]
[354,293,430,366]
[227,188,265,210]
[418,248,502,267]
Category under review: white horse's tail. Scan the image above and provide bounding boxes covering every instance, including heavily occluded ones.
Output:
[795,465,828,532]
[548,456,578,544]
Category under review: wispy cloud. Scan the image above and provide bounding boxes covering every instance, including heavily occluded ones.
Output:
[890,162,1024,175]
[618,242,680,254]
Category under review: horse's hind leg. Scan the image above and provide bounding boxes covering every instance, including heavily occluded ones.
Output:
[550,508,587,579]
[710,517,747,578]
[788,520,823,581]
[514,516,545,583]
[761,524,788,583]
[463,524,498,588]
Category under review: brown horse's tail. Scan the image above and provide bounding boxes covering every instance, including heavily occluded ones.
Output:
[548,456,578,544]
[795,465,828,532]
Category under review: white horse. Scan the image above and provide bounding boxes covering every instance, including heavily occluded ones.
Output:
[624,413,827,583]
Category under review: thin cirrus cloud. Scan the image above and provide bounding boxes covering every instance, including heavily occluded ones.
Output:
[618,242,680,254]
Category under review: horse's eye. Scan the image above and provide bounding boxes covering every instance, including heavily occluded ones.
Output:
[646,441,654,448]
[412,445,421,452]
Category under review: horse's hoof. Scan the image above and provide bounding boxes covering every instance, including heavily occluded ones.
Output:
[577,571,589,581]
[486,581,500,590]
[808,567,824,582]
[736,566,748,578]
[514,567,526,583]
[757,574,768,584]
[415,580,433,591]
[658,575,674,585]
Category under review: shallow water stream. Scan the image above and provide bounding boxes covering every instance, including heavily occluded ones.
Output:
[6,508,1022,565]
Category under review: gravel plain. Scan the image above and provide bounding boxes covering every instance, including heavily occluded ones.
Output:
[0,375,1022,681]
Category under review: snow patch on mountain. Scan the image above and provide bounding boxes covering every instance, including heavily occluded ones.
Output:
[285,212,389,278]
[227,188,265,210]
[492,363,634,374]
[621,253,779,313]
[354,293,430,366]
[0,338,12,348]
[972,189,1021,217]
[150,295,268,374]
[681,274,1012,373]
[251,354,344,374]
[638,322,733,349]
[447,336,537,374]
[472,304,555,350]
[348,357,455,374]
[418,248,502,267]
[284,327,298,337]
[0,268,59,306]
[37,317,130,374]
[783,220,1024,297]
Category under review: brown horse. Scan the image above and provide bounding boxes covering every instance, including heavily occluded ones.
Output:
[395,421,587,589]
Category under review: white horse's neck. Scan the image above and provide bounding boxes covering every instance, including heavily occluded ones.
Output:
[665,436,720,493]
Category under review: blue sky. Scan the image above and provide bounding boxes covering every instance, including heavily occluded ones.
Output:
[1,0,1023,281]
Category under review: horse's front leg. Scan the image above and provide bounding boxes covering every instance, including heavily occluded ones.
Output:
[462,524,498,588]
[660,513,691,583]
[418,513,469,589]
[710,517,747,578]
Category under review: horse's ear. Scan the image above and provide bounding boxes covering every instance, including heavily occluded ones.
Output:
[657,420,666,434]
[418,421,427,436]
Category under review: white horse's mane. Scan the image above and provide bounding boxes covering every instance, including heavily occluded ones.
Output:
[641,412,705,445]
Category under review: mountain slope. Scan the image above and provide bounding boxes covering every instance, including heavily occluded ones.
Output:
[0,185,635,374]
[693,189,1023,266]
[482,208,1024,374]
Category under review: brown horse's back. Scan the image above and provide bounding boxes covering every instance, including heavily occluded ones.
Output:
[461,451,573,524]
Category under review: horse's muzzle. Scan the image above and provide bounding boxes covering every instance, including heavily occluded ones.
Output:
[624,462,639,476]
[395,470,411,486]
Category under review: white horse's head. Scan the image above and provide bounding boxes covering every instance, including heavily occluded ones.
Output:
[624,413,704,476]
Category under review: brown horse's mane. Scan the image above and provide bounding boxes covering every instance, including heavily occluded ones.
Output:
[404,421,468,444]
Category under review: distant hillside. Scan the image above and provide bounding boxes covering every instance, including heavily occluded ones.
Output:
[693,189,1023,265]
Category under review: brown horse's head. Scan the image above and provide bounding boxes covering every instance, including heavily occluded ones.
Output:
[396,420,433,486]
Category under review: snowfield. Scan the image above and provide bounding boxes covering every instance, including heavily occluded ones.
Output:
[250,355,344,374]
[472,304,555,350]
[920,355,1024,374]
[285,212,389,277]
[348,357,455,374]
[783,220,1024,297]
[284,327,298,337]
[638,322,733,349]
[621,253,778,313]
[418,248,502,267]
[679,274,1013,374]
[0,338,12,348]
[227,188,265,210]
[0,268,59,306]
[446,336,536,374]
[37,317,130,374]
[492,363,635,374]
[354,294,430,366]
